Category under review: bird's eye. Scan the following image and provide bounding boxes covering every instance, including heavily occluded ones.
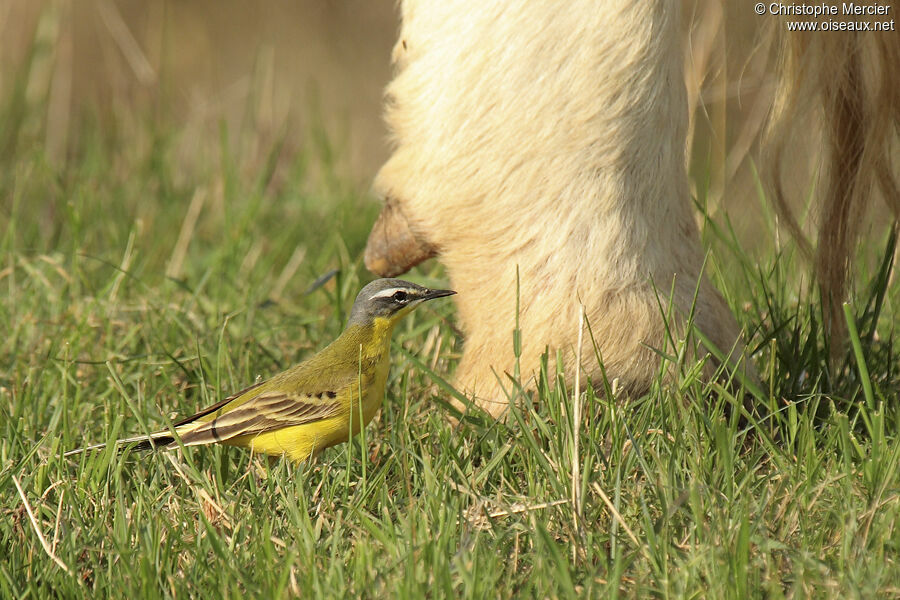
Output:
[392,290,408,303]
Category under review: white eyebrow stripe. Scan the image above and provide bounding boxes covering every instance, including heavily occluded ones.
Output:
[368,287,407,300]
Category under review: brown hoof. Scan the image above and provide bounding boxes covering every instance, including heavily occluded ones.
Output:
[364,197,437,277]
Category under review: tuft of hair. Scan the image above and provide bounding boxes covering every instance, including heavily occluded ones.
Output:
[761,18,900,358]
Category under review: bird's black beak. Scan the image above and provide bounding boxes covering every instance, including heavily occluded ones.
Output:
[423,288,456,301]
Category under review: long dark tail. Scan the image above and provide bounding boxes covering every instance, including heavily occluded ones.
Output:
[63,431,177,458]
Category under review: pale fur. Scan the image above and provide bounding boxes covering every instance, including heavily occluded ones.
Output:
[375,0,746,415]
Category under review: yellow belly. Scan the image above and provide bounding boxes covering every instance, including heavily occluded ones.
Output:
[227,357,390,462]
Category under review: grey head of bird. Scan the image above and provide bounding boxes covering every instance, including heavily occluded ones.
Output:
[347,278,456,327]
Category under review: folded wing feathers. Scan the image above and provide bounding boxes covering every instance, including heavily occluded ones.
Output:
[172,391,345,447]
[65,387,348,457]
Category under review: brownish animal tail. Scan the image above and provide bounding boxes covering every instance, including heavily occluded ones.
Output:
[763,25,900,356]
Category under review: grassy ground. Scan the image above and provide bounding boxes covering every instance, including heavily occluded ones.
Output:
[2,80,900,599]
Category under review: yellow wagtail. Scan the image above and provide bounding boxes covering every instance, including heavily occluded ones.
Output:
[66,278,455,463]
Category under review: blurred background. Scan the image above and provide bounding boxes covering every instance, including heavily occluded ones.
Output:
[0,0,806,234]
[4,0,898,315]
[1,0,396,185]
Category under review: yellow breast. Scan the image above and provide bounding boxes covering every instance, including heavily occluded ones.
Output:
[230,318,395,462]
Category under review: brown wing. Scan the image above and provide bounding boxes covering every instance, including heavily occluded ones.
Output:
[172,380,269,427]
[173,390,345,447]
[68,380,348,455]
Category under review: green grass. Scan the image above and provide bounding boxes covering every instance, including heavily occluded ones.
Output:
[2,71,900,599]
